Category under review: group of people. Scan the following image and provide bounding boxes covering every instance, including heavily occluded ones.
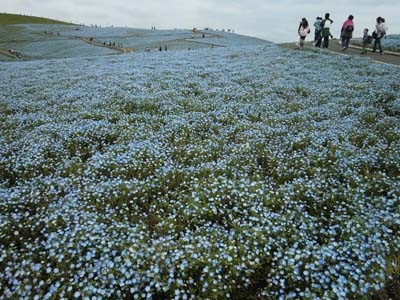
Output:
[102,41,123,48]
[297,14,388,54]
[145,45,168,52]
[8,49,22,59]
[298,13,334,48]
[361,16,388,54]
[43,31,60,36]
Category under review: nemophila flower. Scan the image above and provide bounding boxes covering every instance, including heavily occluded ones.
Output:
[1,32,399,300]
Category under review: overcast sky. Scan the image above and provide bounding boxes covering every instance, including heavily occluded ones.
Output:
[2,0,399,42]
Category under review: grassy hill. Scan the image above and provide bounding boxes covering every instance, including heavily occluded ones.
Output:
[0,13,75,26]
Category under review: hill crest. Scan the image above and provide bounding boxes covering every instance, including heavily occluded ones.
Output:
[0,13,75,26]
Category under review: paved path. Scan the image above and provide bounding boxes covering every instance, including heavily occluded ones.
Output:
[281,39,400,66]
[2,30,224,61]
[180,38,226,48]
[0,48,28,60]
[324,40,400,66]
[171,31,227,48]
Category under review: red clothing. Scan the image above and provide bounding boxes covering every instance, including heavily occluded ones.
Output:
[342,19,354,31]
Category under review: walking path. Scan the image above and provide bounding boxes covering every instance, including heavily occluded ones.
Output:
[180,38,226,48]
[1,29,235,61]
[150,30,227,49]
[179,31,227,48]
[327,40,400,66]
[35,31,135,53]
[0,48,28,60]
[80,37,135,53]
[281,39,400,66]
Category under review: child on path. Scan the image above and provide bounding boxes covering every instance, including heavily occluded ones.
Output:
[341,15,354,51]
[361,28,372,54]
[298,18,311,47]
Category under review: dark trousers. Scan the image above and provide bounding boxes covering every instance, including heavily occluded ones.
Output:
[322,36,330,48]
[314,30,321,42]
[341,37,351,49]
[373,38,382,52]
[315,36,322,47]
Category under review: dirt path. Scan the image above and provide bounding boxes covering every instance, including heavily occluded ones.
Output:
[0,48,28,60]
[324,40,400,66]
[81,31,226,52]
[290,39,400,66]
[176,31,227,48]
[282,39,400,66]
[180,38,226,48]
[80,37,135,53]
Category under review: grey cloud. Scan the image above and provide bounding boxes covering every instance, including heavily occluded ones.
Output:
[2,0,399,42]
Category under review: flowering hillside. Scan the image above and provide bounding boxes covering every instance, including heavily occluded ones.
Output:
[353,34,400,53]
[0,24,269,60]
[384,34,400,52]
[0,44,399,299]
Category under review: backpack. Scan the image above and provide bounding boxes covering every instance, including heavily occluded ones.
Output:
[345,25,354,33]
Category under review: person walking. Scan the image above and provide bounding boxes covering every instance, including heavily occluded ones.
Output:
[320,13,334,48]
[298,18,311,47]
[372,17,387,54]
[313,17,323,47]
[341,15,354,51]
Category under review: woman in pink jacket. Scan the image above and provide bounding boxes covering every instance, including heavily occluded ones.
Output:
[341,15,354,50]
[298,18,310,47]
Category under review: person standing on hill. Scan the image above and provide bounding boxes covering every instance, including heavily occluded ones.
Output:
[372,17,388,54]
[298,18,311,47]
[313,17,323,47]
[341,15,354,51]
[320,13,334,48]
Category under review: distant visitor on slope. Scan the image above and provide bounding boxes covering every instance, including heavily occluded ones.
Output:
[320,13,334,48]
[372,17,388,54]
[361,28,372,54]
[313,17,323,47]
[341,15,354,51]
[298,18,310,47]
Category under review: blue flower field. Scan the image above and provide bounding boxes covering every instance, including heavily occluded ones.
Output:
[0,39,400,299]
